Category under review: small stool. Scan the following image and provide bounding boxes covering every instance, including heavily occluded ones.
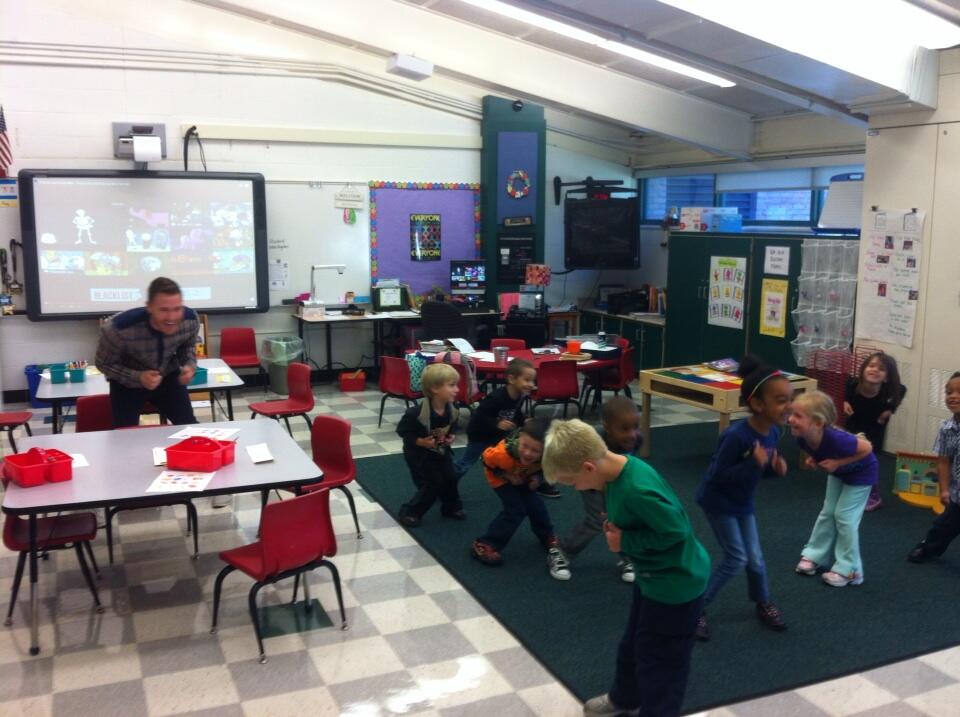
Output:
[0,412,33,453]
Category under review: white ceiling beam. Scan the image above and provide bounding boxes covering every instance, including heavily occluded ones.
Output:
[192,0,754,158]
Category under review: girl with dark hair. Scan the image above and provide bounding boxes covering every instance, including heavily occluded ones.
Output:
[694,356,793,640]
[844,352,907,511]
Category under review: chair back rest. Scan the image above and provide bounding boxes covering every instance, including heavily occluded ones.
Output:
[491,338,526,351]
[498,292,520,317]
[220,327,256,357]
[617,348,636,386]
[379,356,413,394]
[76,394,115,433]
[259,488,336,575]
[310,415,356,484]
[286,363,315,409]
[535,359,578,397]
[616,337,630,349]
[419,300,468,341]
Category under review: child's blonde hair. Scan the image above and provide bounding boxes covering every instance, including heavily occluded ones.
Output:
[542,419,607,483]
[420,363,459,397]
[792,390,837,426]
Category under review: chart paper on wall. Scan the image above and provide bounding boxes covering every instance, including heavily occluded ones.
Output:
[708,256,747,329]
[856,209,924,348]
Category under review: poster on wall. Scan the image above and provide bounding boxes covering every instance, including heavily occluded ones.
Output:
[708,256,747,329]
[759,278,788,338]
[856,208,924,348]
[410,213,441,261]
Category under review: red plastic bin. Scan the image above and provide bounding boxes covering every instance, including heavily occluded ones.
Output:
[166,437,236,472]
[3,448,73,487]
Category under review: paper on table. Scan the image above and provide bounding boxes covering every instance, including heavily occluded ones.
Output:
[468,351,496,362]
[70,454,89,468]
[146,471,215,493]
[577,359,599,366]
[216,375,232,383]
[152,447,167,466]
[206,366,231,374]
[246,443,274,463]
[448,337,475,354]
[169,426,240,440]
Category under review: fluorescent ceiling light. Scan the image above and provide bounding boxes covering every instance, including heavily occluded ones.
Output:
[657,0,960,89]
[451,0,736,88]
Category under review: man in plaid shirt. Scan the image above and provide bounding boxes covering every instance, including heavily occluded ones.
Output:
[95,277,200,427]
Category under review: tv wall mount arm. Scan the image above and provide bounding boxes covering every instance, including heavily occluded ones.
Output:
[553,176,639,205]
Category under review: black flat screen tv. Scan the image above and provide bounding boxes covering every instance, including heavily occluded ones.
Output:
[564,197,640,270]
[18,169,269,320]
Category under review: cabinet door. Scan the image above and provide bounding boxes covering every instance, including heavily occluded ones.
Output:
[640,324,664,369]
[664,234,707,365]
[580,311,601,335]
[700,236,753,363]
[747,237,803,373]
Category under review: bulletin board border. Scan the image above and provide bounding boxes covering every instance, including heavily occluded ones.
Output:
[368,181,482,286]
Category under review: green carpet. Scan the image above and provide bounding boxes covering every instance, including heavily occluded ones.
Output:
[356,423,960,713]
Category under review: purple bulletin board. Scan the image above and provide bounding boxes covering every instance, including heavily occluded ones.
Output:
[369,181,482,297]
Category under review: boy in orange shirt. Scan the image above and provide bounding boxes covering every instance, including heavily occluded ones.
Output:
[471,417,571,580]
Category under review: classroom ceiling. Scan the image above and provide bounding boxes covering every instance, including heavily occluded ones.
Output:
[186,0,956,165]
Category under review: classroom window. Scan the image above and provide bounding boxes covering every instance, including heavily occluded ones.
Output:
[719,189,813,223]
[643,175,715,223]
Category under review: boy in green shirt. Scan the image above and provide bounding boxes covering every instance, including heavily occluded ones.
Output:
[543,419,709,717]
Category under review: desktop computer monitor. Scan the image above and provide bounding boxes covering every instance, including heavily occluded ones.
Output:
[450,260,486,297]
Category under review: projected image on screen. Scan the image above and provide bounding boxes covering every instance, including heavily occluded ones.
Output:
[29,176,260,314]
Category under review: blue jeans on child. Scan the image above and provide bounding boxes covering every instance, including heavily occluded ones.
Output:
[478,483,554,551]
[454,441,487,479]
[802,475,871,577]
[702,511,769,606]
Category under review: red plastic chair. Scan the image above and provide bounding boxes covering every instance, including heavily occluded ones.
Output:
[210,488,347,663]
[378,356,422,427]
[3,476,102,626]
[298,415,361,540]
[530,359,582,418]
[583,347,637,412]
[452,362,484,412]
[75,395,114,433]
[74,394,200,563]
[0,412,32,454]
[220,327,266,388]
[616,337,630,349]
[491,338,526,351]
[248,363,314,435]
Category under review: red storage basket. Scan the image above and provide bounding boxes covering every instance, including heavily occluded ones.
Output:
[339,370,366,392]
[166,437,226,472]
[3,448,73,487]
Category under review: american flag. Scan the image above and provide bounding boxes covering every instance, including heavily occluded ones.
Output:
[0,106,12,177]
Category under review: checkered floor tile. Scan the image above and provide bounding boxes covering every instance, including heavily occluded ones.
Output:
[1,382,957,716]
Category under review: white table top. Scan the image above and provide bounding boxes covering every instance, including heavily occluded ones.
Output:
[1,419,321,513]
[35,358,243,402]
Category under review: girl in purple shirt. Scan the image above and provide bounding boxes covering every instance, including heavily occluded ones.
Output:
[789,390,877,587]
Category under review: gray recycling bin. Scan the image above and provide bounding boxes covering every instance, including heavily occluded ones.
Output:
[260,336,304,395]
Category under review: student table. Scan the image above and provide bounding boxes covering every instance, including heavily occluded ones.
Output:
[35,358,245,432]
[637,364,818,457]
[1,419,322,656]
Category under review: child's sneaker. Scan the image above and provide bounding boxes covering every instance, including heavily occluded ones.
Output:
[795,557,818,575]
[864,495,883,512]
[822,570,863,587]
[471,540,502,566]
[583,693,639,717]
[695,613,710,642]
[547,546,571,581]
[755,601,787,631]
[618,559,635,583]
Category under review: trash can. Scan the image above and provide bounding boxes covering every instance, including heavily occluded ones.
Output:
[260,336,304,395]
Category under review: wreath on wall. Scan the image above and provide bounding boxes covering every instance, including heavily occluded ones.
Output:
[505,169,531,199]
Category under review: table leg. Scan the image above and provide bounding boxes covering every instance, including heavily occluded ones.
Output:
[209,391,217,422]
[640,391,652,458]
[28,514,40,655]
[226,389,234,420]
[718,413,730,434]
[52,401,62,434]
[325,323,333,373]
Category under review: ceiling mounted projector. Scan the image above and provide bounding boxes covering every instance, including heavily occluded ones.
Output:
[386,53,434,81]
